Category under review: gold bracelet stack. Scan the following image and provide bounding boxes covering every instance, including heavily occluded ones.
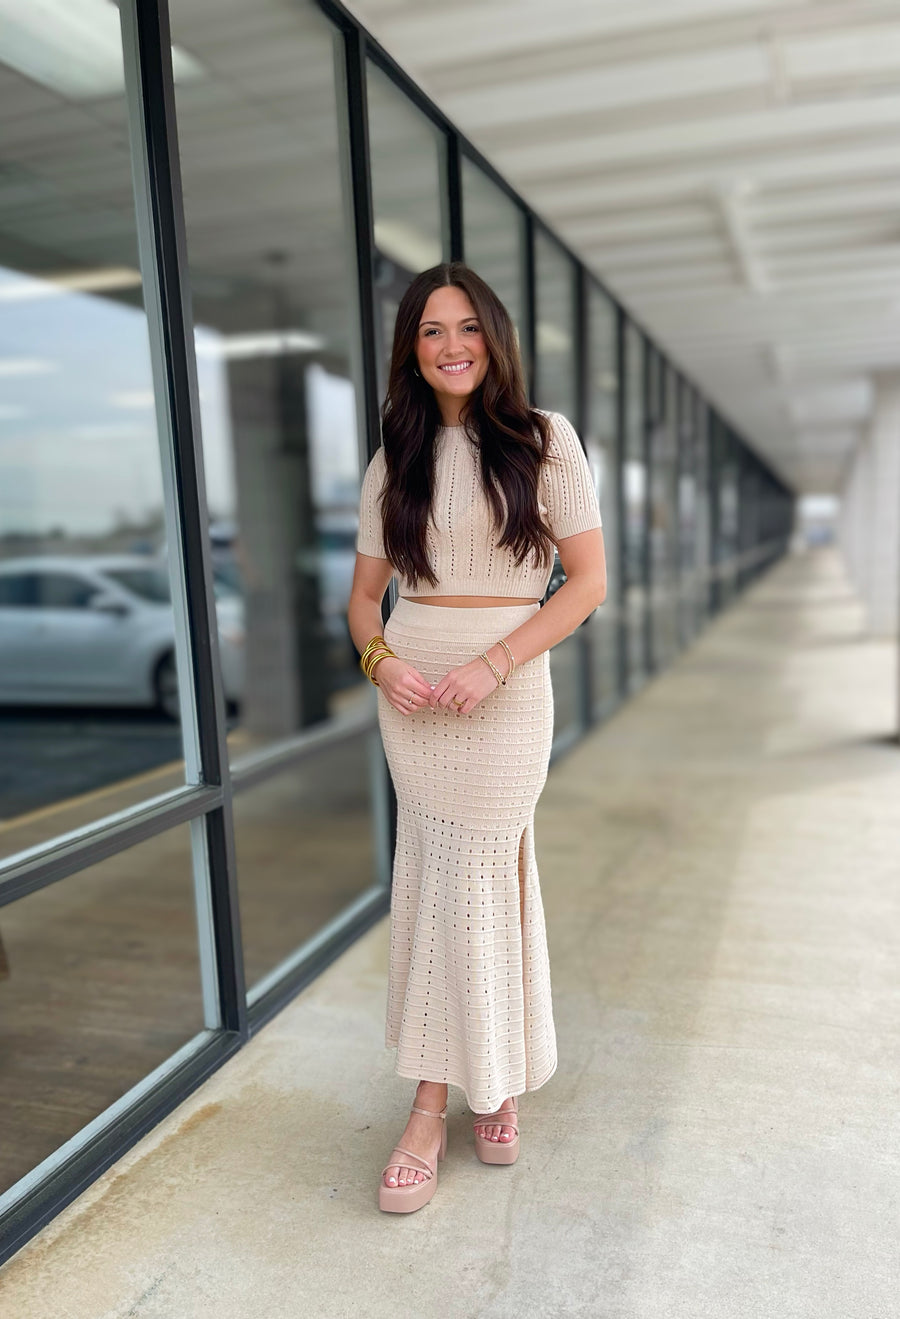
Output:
[497,638,517,680]
[360,635,397,685]
[478,651,506,687]
[478,638,518,689]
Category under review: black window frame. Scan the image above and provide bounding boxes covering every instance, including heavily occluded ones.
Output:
[0,0,795,1265]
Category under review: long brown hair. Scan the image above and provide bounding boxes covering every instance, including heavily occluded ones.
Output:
[379,262,554,588]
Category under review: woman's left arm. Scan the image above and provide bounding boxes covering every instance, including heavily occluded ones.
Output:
[429,528,606,712]
[485,526,607,670]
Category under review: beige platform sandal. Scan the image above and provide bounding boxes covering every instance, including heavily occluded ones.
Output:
[473,1097,519,1165]
[378,1104,448,1213]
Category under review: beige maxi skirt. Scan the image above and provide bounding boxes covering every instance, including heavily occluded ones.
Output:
[378,596,557,1114]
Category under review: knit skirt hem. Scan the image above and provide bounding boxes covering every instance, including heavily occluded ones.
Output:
[378,596,557,1116]
[389,1051,559,1116]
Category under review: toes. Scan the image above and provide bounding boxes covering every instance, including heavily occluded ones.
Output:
[385,1164,399,1187]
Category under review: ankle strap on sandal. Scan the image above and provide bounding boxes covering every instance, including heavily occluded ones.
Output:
[473,1104,518,1129]
[473,1098,517,1119]
[410,1104,447,1120]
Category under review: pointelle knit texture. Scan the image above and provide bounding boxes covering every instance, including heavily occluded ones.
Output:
[355,410,602,595]
[358,410,602,1112]
[379,597,555,1113]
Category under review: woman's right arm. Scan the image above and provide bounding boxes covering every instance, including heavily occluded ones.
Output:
[348,553,433,714]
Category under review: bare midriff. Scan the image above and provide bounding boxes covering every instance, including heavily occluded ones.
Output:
[401,595,541,608]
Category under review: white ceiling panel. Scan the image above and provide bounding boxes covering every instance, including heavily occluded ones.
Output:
[349,0,900,493]
[782,21,900,81]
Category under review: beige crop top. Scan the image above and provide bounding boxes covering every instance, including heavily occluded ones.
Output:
[355,410,602,598]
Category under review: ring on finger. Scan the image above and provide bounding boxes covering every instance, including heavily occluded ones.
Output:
[451,697,464,708]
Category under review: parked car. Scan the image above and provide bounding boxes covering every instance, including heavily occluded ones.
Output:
[0,556,244,718]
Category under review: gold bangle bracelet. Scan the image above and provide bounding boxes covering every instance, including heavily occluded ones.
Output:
[360,637,396,685]
[360,635,387,664]
[360,637,391,663]
[362,646,394,674]
[366,651,395,685]
[478,651,505,687]
[362,643,393,668]
[365,662,393,687]
[497,637,516,679]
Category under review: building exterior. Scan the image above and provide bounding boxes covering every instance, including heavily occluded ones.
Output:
[0,0,792,1261]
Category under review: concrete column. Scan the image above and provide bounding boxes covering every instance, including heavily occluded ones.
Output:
[837,430,871,599]
[838,376,900,637]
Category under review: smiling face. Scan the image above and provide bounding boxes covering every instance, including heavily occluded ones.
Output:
[414,284,490,425]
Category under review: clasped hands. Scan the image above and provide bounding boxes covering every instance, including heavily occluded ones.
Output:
[375,654,503,717]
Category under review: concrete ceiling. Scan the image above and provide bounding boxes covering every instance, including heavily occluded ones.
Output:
[347,0,900,494]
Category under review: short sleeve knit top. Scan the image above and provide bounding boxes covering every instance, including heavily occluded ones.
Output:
[355,410,602,599]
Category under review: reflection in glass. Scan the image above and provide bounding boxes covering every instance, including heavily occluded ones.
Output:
[367,61,448,390]
[586,285,619,713]
[717,424,740,607]
[649,359,679,668]
[0,23,188,850]
[624,323,647,686]
[173,1,366,744]
[461,159,525,340]
[368,62,447,276]
[235,734,377,991]
[0,826,203,1195]
[694,399,713,619]
[170,0,383,999]
[534,230,576,417]
[677,381,701,645]
[535,233,581,738]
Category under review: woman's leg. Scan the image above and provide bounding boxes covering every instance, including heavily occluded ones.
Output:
[383,1079,449,1187]
[472,828,526,1146]
[380,599,555,1126]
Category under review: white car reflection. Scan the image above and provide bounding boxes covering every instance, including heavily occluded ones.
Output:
[0,556,244,719]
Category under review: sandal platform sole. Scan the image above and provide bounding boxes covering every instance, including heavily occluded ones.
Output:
[475,1136,519,1165]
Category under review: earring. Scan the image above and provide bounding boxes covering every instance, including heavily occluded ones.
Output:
[413,368,421,378]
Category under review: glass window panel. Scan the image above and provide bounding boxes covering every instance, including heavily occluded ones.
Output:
[677,378,700,645]
[694,398,712,619]
[535,233,579,726]
[624,323,647,685]
[0,825,203,1195]
[649,360,679,667]
[368,63,447,276]
[461,158,525,339]
[367,62,448,390]
[587,284,619,713]
[534,230,576,417]
[718,426,740,606]
[235,734,377,990]
[549,635,582,747]
[586,285,618,582]
[0,25,189,854]
[172,2,368,745]
[169,0,384,998]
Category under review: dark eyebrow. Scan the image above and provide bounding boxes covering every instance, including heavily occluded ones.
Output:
[418,317,480,327]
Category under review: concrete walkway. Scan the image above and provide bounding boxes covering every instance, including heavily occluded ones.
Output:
[2,547,898,1318]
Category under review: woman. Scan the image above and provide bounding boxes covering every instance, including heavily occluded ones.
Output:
[348,262,606,1213]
